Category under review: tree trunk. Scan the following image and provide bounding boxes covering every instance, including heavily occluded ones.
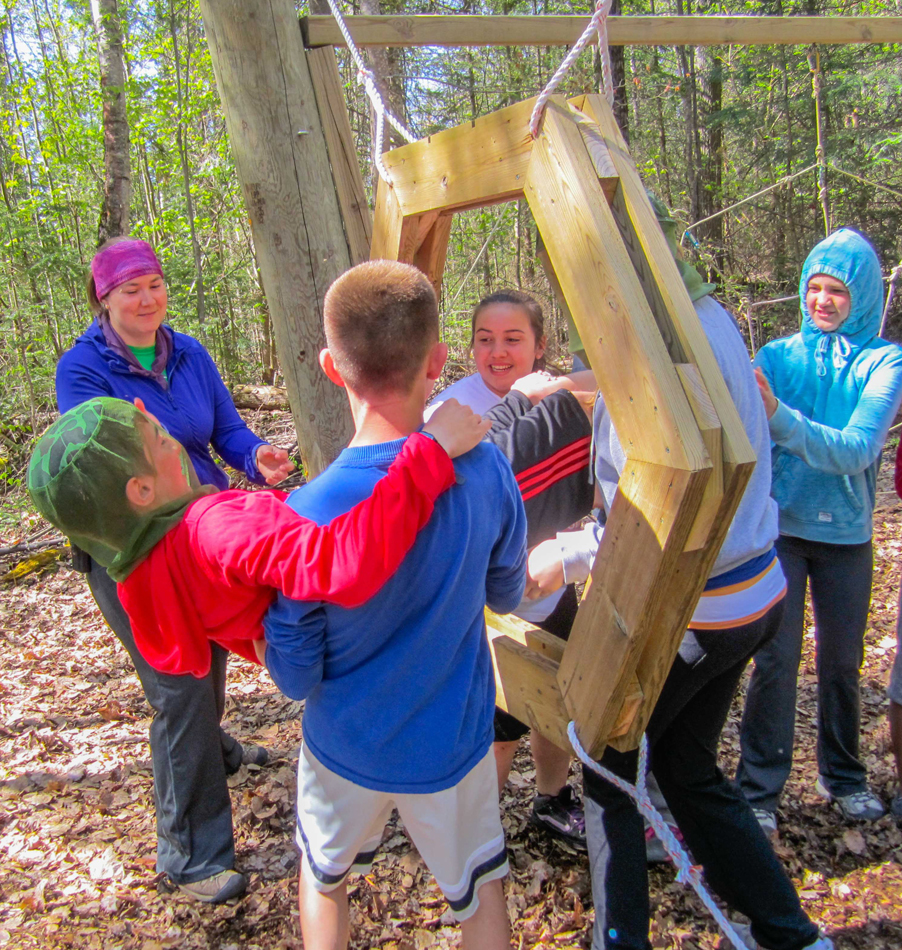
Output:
[608,0,629,145]
[90,0,131,244]
[360,0,409,151]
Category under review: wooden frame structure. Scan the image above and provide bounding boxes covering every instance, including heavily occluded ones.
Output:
[370,94,757,757]
[197,3,898,752]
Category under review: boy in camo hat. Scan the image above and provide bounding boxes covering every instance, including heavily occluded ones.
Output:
[28,396,485,676]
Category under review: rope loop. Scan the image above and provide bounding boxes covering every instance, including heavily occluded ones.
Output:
[567,722,749,950]
[529,0,614,139]
[325,0,416,182]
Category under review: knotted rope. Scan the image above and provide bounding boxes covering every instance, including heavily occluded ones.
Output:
[567,722,749,950]
[324,0,416,181]
[529,0,614,139]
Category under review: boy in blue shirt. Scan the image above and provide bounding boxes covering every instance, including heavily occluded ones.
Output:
[261,260,527,950]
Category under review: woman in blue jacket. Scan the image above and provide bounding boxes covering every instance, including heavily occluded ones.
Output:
[738,228,902,831]
[56,237,293,903]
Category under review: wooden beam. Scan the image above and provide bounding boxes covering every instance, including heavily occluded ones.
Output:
[557,460,710,758]
[381,98,536,219]
[304,15,902,48]
[307,46,372,265]
[524,98,709,473]
[199,0,353,477]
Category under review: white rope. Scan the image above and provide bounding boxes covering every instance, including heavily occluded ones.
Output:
[529,0,613,139]
[567,723,749,950]
[324,0,416,182]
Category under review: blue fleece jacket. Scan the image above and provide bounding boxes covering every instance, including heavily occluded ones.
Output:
[263,438,527,793]
[756,229,902,543]
[56,321,267,490]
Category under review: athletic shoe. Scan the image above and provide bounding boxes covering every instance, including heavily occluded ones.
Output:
[751,806,778,838]
[891,792,902,818]
[530,785,587,851]
[178,869,247,903]
[815,778,885,820]
[730,922,834,950]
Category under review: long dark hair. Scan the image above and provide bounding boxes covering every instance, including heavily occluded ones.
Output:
[470,290,547,372]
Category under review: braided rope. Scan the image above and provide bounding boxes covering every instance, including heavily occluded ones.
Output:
[529,0,614,139]
[567,723,749,950]
[324,0,416,182]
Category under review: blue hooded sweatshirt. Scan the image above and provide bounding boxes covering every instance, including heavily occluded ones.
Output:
[756,229,902,544]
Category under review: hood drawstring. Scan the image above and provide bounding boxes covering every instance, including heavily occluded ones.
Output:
[814,333,853,377]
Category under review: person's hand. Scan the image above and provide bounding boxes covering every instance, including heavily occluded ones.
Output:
[524,540,565,600]
[754,368,778,419]
[422,399,491,458]
[133,397,163,427]
[252,638,267,663]
[256,444,295,485]
[511,371,572,405]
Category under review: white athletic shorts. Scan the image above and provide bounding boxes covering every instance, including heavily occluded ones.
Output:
[295,743,508,921]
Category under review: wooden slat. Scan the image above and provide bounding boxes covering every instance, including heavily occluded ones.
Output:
[304,15,902,48]
[557,460,710,758]
[524,98,709,474]
[412,213,453,298]
[609,456,750,750]
[486,609,567,664]
[307,46,372,265]
[571,94,756,477]
[491,634,572,753]
[370,178,404,259]
[380,98,536,218]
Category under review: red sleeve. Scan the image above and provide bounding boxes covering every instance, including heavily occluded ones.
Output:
[895,438,902,500]
[195,432,456,606]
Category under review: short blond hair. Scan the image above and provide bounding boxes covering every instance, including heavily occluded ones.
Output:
[324,260,439,395]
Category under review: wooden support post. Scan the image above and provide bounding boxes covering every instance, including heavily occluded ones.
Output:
[198,0,354,476]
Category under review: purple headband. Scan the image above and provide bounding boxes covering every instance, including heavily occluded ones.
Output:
[91,239,165,301]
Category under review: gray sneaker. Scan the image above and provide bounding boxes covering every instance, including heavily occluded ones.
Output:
[891,792,902,818]
[815,778,885,821]
[751,806,777,838]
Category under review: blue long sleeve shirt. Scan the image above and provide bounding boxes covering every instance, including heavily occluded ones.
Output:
[756,229,902,544]
[264,438,527,793]
[56,321,266,489]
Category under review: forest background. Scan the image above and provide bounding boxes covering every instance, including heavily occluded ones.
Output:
[1,0,901,491]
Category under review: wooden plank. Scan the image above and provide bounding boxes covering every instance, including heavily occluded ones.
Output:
[524,98,709,474]
[370,178,405,259]
[571,94,756,477]
[486,609,567,664]
[199,0,353,476]
[381,99,536,218]
[412,213,453,298]
[304,15,902,48]
[609,457,749,750]
[491,634,572,753]
[557,460,710,758]
[307,46,372,265]
[677,364,722,551]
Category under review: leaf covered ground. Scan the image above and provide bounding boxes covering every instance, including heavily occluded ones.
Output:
[2,449,902,950]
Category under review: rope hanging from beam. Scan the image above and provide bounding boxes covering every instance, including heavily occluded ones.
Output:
[568,724,749,950]
[529,0,614,138]
[324,0,416,182]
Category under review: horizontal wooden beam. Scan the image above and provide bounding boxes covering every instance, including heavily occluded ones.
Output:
[304,15,902,49]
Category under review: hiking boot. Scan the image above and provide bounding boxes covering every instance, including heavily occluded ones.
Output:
[815,778,885,821]
[178,869,247,903]
[728,923,833,950]
[751,807,778,838]
[530,785,587,851]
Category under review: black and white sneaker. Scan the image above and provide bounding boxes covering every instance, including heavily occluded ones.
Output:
[530,785,587,851]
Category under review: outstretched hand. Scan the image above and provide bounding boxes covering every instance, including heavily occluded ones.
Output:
[422,398,492,458]
[256,444,295,485]
[511,371,572,405]
[524,540,565,600]
[754,367,778,419]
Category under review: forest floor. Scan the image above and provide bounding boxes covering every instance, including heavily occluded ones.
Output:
[1,416,902,949]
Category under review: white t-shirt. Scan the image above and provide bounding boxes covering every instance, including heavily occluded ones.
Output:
[427,372,564,624]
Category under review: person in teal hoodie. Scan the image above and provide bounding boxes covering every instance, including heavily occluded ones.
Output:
[738,228,902,831]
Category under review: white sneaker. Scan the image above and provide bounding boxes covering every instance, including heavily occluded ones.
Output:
[815,777,885,820]
[751,806,778,838]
